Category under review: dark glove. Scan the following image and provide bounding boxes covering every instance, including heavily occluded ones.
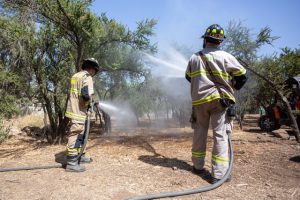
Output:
[87,103,93,113]
[232,75,247,90]
[81,86,91,101]
[227,104,236,118]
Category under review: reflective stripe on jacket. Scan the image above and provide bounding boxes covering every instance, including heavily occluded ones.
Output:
[65,70,94,123]
[185,47,246,106]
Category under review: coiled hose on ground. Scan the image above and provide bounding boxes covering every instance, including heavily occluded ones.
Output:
[126,133,233,200]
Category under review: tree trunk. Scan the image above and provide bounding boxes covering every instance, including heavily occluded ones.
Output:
[134,112,140,126]
[43,95,57,143]
[75,42,83,72]
[32,63,58,143]
[147,113,151,124]
[57,94,70,144]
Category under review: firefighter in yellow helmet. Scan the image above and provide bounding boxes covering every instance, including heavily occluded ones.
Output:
[65,58,99,172]
[185,24,247,183]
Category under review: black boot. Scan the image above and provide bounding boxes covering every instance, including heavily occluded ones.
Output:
[211,175,231,184]
[192,167,207,175]
[66,156,86,172]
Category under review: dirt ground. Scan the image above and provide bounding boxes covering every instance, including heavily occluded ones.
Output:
[0,119,300,200]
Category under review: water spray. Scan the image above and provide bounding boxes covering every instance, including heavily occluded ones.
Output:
[142,47,188,79]
[99,102,119,112]
[143,52,186,73]
[125,48,233,199]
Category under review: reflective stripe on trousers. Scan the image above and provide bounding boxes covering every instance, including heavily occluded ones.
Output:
[65,111,86,122]
[66,122,85,156]
[191,100,232,179]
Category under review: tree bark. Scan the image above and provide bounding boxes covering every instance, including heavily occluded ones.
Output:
[75,42,83,72]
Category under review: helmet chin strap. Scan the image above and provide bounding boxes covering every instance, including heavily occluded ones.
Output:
[203,39,207,48]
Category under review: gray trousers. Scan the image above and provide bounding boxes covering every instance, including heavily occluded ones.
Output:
[66,122,85,157]
[191,100,232,179]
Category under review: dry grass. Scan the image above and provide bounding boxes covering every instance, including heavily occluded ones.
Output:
[0,126,299,200]
[11,114,45,129]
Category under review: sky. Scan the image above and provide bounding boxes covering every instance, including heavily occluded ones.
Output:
[91,0,300,57]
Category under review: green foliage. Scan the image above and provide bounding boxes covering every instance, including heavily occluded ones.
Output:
[256,27,280,48]
[223,21,279,62]
[0,91,20,118]
[253,48,300,106]
[223,20,300,117]
[0,59,21,118]
[222,21,258,62]
[0,115,10,143]
[126,78,162,121]
[222,21,283,114]
[0,0,157,142]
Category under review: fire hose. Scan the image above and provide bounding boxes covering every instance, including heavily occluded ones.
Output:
[126,132,233,200]
[0,103,97,173]
[1,102,233,200]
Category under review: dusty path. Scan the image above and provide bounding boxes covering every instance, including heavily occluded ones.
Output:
[0,126,299,200]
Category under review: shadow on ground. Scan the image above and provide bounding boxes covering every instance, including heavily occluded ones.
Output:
[289,155,300,163]
[55,151,66,167]
[138,155,213,183]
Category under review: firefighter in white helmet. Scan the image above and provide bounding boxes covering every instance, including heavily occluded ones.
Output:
[65,58,99,172]
[185,24,247,183]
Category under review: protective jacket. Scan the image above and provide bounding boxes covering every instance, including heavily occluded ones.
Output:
[186,46,247,179]
[65,70,94,123]
[185,47,246,106]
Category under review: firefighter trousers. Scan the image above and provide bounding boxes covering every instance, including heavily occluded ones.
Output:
[191,99,232,179]
[66,121,86,157]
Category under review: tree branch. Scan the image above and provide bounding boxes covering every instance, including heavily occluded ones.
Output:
[237,58,300,142]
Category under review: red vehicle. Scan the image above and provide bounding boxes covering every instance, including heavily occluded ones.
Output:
[258,76,300,132]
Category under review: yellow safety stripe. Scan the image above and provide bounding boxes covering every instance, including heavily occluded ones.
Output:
[70,88,81,96]
[66,147,85,155]
[223,93,235,101]
[192,151,206,158]
[186,70,229,79]
[71,78,77,85]
[192,93,235,106]
[232,67,246,76]
[65,111,86,122]
[66,146,79,156]
[211,70,230,79]
[201,55,230,79]
[187,70,207,78]
[212,154,229,164]
[192,93,220,106]
[66,146,78,152]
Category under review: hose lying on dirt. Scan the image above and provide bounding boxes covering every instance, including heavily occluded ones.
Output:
[0,115,91,173]
[126,133,234,200]
[0,164,63,172]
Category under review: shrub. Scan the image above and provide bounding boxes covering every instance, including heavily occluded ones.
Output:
[0,115,10,143]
